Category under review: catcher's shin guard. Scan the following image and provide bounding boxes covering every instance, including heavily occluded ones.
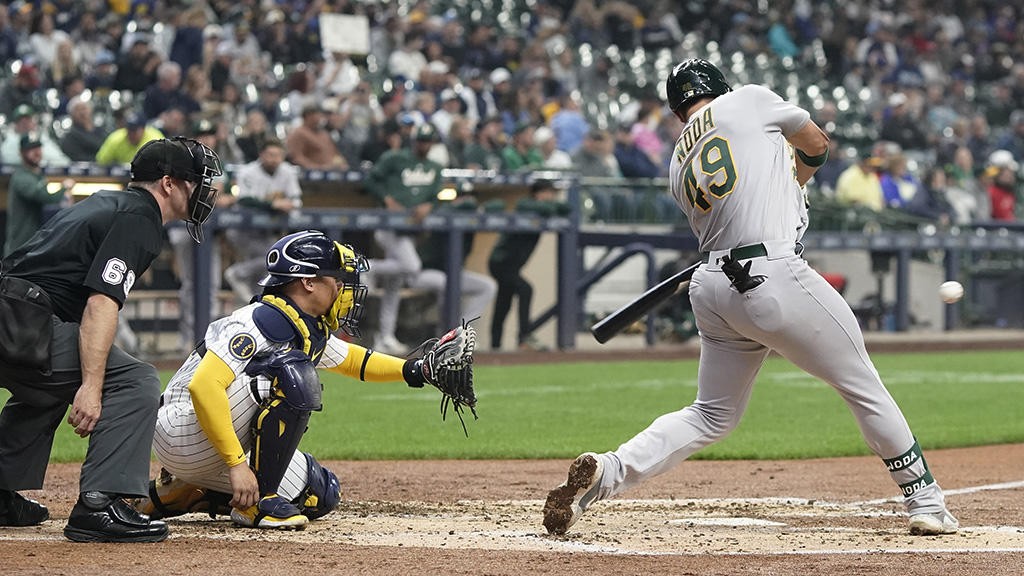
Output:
[293,453,341,520]
[134,468,232,519]
[248,350,321,494]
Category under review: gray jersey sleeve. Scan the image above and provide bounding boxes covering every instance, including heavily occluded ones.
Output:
[749,85,810,137]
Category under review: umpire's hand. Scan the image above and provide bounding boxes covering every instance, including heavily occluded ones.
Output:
[228,462,260,509]
[68,382,102,437]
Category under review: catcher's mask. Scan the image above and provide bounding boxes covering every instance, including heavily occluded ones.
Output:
[131,136,223,243]
[665,58,732,113]
[258,230,369,336]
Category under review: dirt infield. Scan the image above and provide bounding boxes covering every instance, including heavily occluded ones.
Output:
[2,444,1022,575]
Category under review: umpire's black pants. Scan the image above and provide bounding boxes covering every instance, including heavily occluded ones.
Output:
[0,315,160,497]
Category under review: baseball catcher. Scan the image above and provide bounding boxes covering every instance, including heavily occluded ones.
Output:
[135,230,476,529]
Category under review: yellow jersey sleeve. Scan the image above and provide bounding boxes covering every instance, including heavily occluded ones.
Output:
[327,343,406,382]
[188,351,248,467]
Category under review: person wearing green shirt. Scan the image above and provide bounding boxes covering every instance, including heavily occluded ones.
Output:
[488,179,569,350]
[4,133,75,257]
[501,122,544,171]
[94,112,164,165]
[363,122,443,354]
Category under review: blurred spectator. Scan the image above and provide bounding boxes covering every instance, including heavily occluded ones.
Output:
[28,11,69,72]
[944,146,989,224]
[432,89,464,140]
[722,12,760,55]
[879,152,924,210]
[60,97,108,162]
[255,82,284,125]
[906,166,953,223]
[0,8,20,63]
[549,92,588,153]
[286,104,348,171]
[182,64,211,112]
[236,109,273,163]
[879,93,927,153]
[462,114,505,171]
[257,9,296,65]
[224,138,303,304]
[337,79,385,165]
[114,37,160,93]
[836,149,884,211]
[47,39,80,89]
[388,31,427,83]
[169,8,206,74]
[445,115,474,169]
[572,129,620,177]
[500,85,536,137]
[71,11,103,66]
[767,12,800,59]
[613,124,659,178]
[534,126,573,170]
[154,106,187,138]
[986,150,1019,221]
[459,67,497,129]
[318,51,360,97]
[95,112,163,165]
[143,61,199,119]
[0,64,42,117]
[1,104,69,167]
[54,74,84,116]
[996,110,1024,161]
[84,50,117,95]
[966,114,995,169]
[3,133,74,257]
[363,123,442,354]
[219,20,262,85]
[501,122,543,171]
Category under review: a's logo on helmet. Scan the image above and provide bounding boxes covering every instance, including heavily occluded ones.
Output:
[229,333,257,361]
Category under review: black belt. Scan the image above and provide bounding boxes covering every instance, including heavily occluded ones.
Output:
[700,243,768,263]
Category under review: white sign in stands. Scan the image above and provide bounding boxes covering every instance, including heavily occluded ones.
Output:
[319,13,370,55]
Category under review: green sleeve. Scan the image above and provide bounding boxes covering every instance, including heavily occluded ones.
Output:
[365,151,394,200]
[11,171,63,205]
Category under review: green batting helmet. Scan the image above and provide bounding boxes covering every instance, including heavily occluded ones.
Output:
[665,58,732,113]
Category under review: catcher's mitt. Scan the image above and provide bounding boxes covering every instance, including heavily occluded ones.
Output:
[418,319,477,435]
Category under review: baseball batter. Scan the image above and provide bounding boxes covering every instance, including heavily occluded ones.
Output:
[543,59,958,537]
[136,230,476,529]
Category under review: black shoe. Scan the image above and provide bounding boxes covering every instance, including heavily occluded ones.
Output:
[64,491,169,543]
[0,489,50,526]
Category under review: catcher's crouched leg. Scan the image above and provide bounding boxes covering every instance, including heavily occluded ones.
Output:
[133,468,232,520]
[293,453,341,520]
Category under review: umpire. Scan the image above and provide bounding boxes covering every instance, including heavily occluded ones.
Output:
[0,137,223,542]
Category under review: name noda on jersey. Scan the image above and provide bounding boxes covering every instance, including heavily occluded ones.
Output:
[669,86,810,250]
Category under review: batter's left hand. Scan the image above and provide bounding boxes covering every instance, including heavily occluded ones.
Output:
[68,383,102,437]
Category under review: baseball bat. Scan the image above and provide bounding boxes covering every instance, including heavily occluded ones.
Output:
[590,261,700,344]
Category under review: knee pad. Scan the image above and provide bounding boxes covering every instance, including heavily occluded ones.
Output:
[295,453,341,520]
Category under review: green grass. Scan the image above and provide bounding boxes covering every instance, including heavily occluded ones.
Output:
[4,350,1022,462]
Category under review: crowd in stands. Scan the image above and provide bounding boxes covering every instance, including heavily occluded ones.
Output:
[0,1,1020,225]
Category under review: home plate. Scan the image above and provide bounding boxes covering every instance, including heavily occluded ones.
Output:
[669,517,787,527]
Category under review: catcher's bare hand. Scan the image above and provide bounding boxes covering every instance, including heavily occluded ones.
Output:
[68,382,102,437]
[228,463,259,509]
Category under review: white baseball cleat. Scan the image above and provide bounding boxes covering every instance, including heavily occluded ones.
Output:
[542,452,604,535]
[908,509,959,535]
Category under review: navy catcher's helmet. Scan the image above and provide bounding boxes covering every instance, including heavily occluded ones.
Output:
[131,136,223,243]
[259,230,369,336]
[665,58,732,113]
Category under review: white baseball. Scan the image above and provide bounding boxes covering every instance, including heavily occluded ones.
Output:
[939,281,964,304]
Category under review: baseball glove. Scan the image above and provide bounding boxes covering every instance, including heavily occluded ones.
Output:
[418,319,478,435]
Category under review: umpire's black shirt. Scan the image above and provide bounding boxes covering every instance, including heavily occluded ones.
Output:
[4,186,164,323]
